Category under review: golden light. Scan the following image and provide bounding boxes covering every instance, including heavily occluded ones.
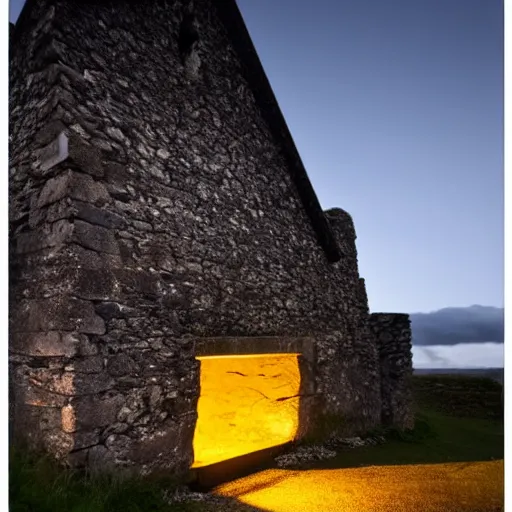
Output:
[214,461,504,512]
[192,353,301,468]
[61,404,76,433]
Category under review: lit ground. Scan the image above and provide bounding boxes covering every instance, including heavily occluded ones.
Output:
[214,460,504,512]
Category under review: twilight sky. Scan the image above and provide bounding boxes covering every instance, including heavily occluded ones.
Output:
[9,0,503,316]
[235,0,504,315]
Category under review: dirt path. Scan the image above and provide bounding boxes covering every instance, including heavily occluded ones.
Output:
[214,460,504,512]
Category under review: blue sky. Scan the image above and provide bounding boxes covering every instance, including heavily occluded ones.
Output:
[9,0,503,316]
[236,0,503,315]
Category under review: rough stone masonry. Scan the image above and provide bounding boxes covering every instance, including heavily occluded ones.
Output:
[9,0,413,477]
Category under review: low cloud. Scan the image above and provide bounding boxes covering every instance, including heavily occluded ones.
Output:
[410,305,504,346]
[412,342,504,369]
[419,347,451,366]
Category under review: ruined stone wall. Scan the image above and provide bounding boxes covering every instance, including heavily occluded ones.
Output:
[323,209,382,432]
[9,0,382,474]
[369,313,414,430]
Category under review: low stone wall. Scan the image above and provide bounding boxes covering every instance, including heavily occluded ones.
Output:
[369,313,414,429]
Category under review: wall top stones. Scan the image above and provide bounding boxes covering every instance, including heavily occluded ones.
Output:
[370,313,411,322]
[324,208,356,240]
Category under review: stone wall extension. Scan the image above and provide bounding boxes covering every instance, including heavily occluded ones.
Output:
[370,313,414,430]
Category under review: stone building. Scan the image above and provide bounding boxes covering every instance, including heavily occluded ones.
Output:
[9,0,413,477]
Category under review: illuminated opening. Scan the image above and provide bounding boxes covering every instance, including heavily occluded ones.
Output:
[192,353,301,468]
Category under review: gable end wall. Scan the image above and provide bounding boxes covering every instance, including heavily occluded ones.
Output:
[9,0,411,474]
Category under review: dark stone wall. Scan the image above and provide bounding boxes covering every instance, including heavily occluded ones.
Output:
[9,0,396,474]
[9,0,81,460]
[369,313,414,430]
[322,209,381,432]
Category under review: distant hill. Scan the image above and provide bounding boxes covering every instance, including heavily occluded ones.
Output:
[413,367,504,385]
[410,305,504,346]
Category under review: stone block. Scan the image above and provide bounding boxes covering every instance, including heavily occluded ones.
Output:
[34,120,68,146]
[72,220,120,255]
[73,201,127,230]
[17,378,69,408]
[114,268,161,298]
[61,404,76,433]
[104,161,126,184]
[11,297,106,334]
[10,331,79,357]
[29,198,127,232]
[73,431,101,450]
[15,219,74,254]
[66,266,119,302]
[20,366,114,397]
[12,403,61,433]
[66,132,104,177]
[94,301,137,321]
[129,416,195,472]
[69,244,123,269]
[73,394,125,429]
[36,170,110,209]
[10,403,74,459]
[12,264,118,302]
[64,333,99,356]
[29,198,69,228]
[107,354,140,377]
[65,356,104,374]
[67,449,89,468]
[73,372,115,396]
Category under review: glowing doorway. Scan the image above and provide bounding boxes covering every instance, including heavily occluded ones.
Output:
[192,353,301,468]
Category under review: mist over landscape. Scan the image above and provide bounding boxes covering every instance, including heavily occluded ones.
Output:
[410,305,504,370]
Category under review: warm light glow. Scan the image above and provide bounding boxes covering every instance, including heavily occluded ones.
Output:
[214,461,504,512]
[192,354,301,468]
[61,404,76,433]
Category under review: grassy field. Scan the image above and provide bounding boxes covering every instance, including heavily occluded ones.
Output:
[310,374,504,470]
[9,375,504,512]
[412,374,503,420]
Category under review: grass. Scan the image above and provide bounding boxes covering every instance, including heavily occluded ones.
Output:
[9,447,205,512]
[9,375,504,511]
[310,408,503,471]
[309,375,503,470]
[412,374,503,420]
